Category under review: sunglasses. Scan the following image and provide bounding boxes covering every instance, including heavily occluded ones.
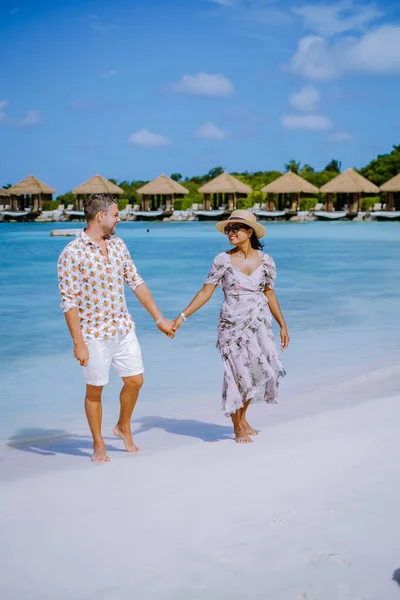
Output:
[224,223,248,235]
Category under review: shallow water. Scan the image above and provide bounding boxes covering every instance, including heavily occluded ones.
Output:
[0,221,399,442]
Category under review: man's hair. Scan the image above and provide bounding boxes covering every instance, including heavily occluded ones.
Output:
[84,194,118,222]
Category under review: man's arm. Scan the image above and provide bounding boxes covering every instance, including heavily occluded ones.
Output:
[122,243,174,338]
[58,248,89,365]
[64,309,89,366]
[134,284,175,338]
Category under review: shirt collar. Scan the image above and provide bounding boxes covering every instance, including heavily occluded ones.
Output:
[80,229,112,248]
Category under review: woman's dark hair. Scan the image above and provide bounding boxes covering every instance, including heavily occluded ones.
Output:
[242,225,264,251]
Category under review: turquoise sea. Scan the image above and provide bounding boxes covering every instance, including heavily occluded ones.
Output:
[0,221,399,444]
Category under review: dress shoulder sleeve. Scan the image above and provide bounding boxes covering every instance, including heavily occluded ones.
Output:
[204,252,228,286]
[262,253,277,290]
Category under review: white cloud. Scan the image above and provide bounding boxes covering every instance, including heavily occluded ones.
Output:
[289,85,320,112]
[289,35,336,80]
[281,114,333,130]
[167,73,234,97]
[101,69,117,78]
[293,1,382,37]
[328,131,354,142]
[195,122,228,140]
[209,0,235,4]
[17,110,42,127]
[0,101,42,127]
[288,26,400,80]
[128,129,170,148]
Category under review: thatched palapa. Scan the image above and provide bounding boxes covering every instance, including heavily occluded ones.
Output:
[8,175,56,212]
[261,172,319,211]
[320,168,379,212]
[0,187,11,197]
[72,175,124,211]
[198,172,252,211]
[380,173,400,210]
[380,173,400,192]
[136,174,188,212]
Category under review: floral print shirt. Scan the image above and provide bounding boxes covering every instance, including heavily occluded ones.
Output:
[57,231,144,340]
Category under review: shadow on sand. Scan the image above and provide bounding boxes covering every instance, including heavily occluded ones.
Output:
[133,416,233,442]
[6,418,233,459]
[7,428,124,458]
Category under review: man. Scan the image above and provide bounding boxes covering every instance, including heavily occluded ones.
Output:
[57,194,174,462]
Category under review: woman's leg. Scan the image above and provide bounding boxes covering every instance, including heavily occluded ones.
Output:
[240,399,259,435]
[231,408,253,444]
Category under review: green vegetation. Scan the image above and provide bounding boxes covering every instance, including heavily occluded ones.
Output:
[359,144,400,186]
[5,145,399,210]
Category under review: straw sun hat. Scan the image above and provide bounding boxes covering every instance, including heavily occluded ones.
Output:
[216,209,266,239]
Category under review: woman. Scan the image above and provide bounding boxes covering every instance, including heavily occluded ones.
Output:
[173,210,289,444]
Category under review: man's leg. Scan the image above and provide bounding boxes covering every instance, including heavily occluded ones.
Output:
[85,384,110,462]
[113,374,143,453]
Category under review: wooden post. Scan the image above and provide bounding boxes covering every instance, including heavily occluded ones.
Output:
[165,195,172,212]
[11,195,18,211]
[143,195,150,211]
[204,193,211,211]
[386,192,394,211]
[267,193,274,211]
[349,193,359,213]
[227,193,234,211]
[76,195,84,212]
[326,193,333,211]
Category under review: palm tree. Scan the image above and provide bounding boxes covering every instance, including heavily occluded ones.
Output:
[284,160,301,174]
[325,159,341,173]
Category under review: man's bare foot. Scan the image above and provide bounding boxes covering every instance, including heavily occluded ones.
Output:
[91,446,111,463]
[234,429,254,444]
[113,425,140,453]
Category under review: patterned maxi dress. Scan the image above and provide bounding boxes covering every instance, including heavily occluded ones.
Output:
[205,250,286,416]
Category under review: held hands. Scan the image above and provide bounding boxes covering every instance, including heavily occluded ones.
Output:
[157,318,175,339]
[280,326,290,351]
[74,341,89,367]
[172,315,184,332]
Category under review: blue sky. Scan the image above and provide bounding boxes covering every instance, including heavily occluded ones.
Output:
[1,0,399,193]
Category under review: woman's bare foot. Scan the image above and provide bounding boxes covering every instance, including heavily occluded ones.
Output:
[241,418,259,436]
[113,425,140,453]
[234,428,254,444]
[243,425,259,435]
[91,445,111,463]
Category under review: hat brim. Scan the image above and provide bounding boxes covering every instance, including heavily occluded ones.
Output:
[215,218,266,239]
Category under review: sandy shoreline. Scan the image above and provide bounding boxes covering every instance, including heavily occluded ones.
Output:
[1,364,400,599]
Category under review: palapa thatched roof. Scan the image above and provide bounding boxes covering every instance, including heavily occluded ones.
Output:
[320,168,379,194]
[9,175,56,195]
[198,172,252,195]
[261,172,319,194]
[380,173,400,192]
[72,174,124,195]
[136,174,189,196]
[0,187,11,197]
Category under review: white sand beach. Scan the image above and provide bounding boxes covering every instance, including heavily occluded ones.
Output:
[1,363,400,600]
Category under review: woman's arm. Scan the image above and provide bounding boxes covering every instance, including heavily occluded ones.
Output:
[172,284,216,330]
[264,288,290,350]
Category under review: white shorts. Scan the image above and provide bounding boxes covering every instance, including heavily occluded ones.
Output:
[82,329,144,386]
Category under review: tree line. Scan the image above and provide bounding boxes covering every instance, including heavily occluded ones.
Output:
[7,144,400,212]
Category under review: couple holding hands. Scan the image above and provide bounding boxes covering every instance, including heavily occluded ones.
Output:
[58,194,289,462]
